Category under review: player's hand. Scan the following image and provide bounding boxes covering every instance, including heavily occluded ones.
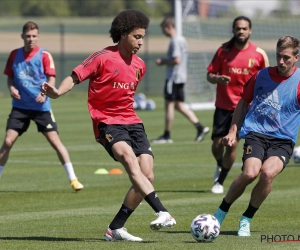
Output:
[156,58,162,65]
[36,93,46,103]
[218,75,231,85]
[10,86,21,100]
[41,82,59,99]
[222,133,236,147]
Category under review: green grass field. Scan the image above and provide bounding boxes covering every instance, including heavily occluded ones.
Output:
[0,93,300,250]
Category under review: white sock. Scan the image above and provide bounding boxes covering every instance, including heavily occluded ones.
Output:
[63,162,77,181]
[0,166,4,177]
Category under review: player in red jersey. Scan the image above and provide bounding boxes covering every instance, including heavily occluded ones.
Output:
[207,16,270,194]
[1,21,83,191]
[41,10,176,242]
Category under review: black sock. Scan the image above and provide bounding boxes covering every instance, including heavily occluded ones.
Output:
[144,191,167,213]
[243,203,259,219]
[195,122,204,131]
[219,198,232,213]
[109,204,134,230]
[217,167,230,185]
[217,159,223,168]
[163,130,170,138]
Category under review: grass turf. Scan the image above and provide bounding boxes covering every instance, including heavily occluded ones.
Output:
[0,93,300,250]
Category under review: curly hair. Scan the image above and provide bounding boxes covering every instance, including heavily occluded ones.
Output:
[109,9,149,43]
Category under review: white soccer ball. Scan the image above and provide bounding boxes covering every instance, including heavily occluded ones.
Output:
[145,99,156,110]
[134,93,146,103]
[292,146,300,163]
[190,214,220,242]
[136,100,147,110]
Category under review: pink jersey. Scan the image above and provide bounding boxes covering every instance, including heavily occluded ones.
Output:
[4,46,56,78]
[207,41,269,110]
[73,45,146,138]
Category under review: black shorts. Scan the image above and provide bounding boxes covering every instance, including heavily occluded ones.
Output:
[164,81,185,102]
[6,107,58,136]
[211,107,239,139]
[96,123,154,161]
[242,132,294,168]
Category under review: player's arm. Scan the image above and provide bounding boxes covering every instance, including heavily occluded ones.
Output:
[222,98,249,146]
[207,72,231,85]
[41,72,79,99]
[7,76,20,100]
[156,56,180,66]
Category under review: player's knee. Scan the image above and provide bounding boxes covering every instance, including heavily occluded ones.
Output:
[4,137,15,149]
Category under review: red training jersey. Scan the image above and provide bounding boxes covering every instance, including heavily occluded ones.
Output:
[242,66,300,104]
[207,41,269,110]
[4,46,56,77]
[73,45,146,138]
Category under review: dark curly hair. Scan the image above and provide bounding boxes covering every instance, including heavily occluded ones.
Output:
[109,9,150,43]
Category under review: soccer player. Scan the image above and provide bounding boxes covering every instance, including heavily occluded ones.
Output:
[1,21,83,191]
[207,16,269,194]
[214,35,300,236]
[41,10,176,242]
[152,17,209,144]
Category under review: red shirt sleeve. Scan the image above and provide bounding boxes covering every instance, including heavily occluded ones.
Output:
[3,50,18,78]
[73,50,105,82]
[207,47,222,73]
[42,51,56,77]
[241,71,258,104]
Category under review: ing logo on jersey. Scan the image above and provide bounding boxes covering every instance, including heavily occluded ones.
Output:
[136,69,141,81]
[248,58,255,67]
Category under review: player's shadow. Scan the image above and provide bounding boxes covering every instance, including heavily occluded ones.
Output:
[0,236,100,242]
[0,236,156,243]
[156,190,208,194]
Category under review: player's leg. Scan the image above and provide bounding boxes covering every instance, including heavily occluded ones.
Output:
[35,110,83,191]
[152,81,175,144]
[105,153,153,241]
[0,130,19,177]
[174,83,209,142]
[0,108,30,178]
[214,157,261,226]
[211,108,236,193]
[238,140,291,236]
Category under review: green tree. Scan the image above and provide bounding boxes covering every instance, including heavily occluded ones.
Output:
[68,0,125,16]
[20,0,71,17]
[125,0,171,17]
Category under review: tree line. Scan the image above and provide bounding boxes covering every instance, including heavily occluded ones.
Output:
[0,0,172,17]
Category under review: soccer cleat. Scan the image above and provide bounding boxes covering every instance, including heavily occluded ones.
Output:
[70,179,84,191]
[195,127,210,142]
[211,182,224,194]
[150,211,176,230]
[238,216,251,236]
[213,165,221,183]
[104,227,142,242]
[152,135,173,144]
[213,207,228,226]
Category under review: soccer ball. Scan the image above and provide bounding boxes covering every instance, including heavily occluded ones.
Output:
[292,146,300,163]
[145,99,156,110]
[190,214,220,242]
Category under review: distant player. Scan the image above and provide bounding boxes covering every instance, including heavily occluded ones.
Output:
[41,10,176,242]
[214,35,300,236]
[1,21,83,191]
[207,16,269,194]
[152,17,209,144]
